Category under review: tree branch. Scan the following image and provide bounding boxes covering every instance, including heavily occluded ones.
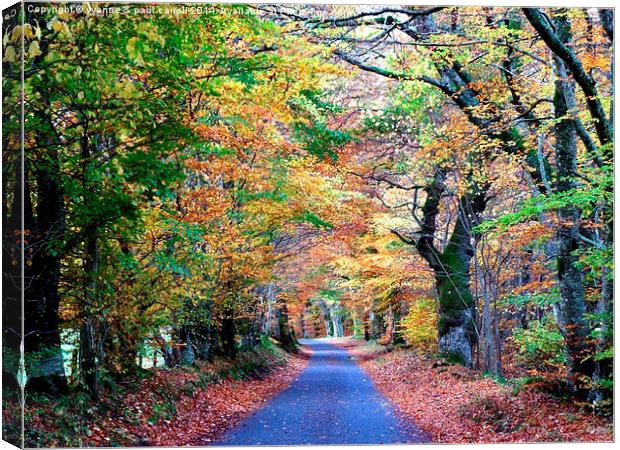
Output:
[523,8,612,147]
[389,228,417,246]
[333,50,412,80]
[334,49,449,93]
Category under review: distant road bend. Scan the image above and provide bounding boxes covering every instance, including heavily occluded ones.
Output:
[215,339,429,446]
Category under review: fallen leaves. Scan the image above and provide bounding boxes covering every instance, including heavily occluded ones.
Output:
[141,351,308,446]
[340,340,613,444]
[24,348,309,447]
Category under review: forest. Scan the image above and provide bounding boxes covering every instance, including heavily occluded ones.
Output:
[1,3,614,447]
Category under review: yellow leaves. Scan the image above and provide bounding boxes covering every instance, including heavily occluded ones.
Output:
[126,22,168,64]
[193,32,338,124]
[57,9,72,21]
[22,24,35,40]
[33,22,42,40]
[51,21,64,33]
[27,41,42,59]
[3,46,16,63]
[307,213,434,316]
[417,134,455,164]
[137,22,166,47]
[286,166,336,206]
[9,25,22,43]
[581,52,610,73]
[501,221,554,249]
[371,213,412,235]
[2,24,43,64]
[50,18,72,38]
[126,37,145,64]
[401,297,438,351]
[118,81,138,99]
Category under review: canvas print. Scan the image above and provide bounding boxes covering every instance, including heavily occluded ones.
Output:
[1,2,615,447]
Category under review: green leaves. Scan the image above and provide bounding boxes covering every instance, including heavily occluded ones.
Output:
[501,289,560,308]
[512,318,567,368]
[289,89,353,161]
[477,185,612,235]
[296,210,333,229]
[293,120,352,161]
[290,89,344,116]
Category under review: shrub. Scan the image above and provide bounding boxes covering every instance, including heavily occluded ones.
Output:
[401,298,438,351]
[511,317,567,370]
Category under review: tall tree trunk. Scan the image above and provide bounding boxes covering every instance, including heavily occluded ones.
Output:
[369,306,385,340]
[363,311,370,341]
[386,303,404,348]
[260,284,279,339]
[324,319,333,337]
[524,8,613,150]
[79,319,98,399]
[220,310,237,358]
[277,302,297,352]
[551,11,594,396]
[316,299,333,337]
[330,303,344,338]
[352,314,363,339]
[413,186,485,367]
[434,210,477,365]
[25,134,67,395]
[193,302,214,361]
[3,10,26,445]
[591,263,612,406]
[179,326,195,365]
[78,133,106,397]
[2,144,23,394]
[590,7,614,410]
[155,334,176,368]
[476,256,502,376]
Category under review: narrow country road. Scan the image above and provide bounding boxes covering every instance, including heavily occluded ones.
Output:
[214,339,429,446]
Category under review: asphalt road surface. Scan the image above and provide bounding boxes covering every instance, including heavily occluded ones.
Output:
[215,339,429,446]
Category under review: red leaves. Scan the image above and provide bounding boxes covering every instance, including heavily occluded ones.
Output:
[24,351,308,447]
[141,354,308,446]
[345,341,612,444]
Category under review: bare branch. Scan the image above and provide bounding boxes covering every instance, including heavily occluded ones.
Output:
[389,228,417,246]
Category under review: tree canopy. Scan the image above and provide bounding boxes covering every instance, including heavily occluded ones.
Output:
[1,4,614,446]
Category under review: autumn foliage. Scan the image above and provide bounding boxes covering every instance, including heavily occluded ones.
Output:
[1,3,614,447]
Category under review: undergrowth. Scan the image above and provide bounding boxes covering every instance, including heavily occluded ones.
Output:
[23,343,290,448]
